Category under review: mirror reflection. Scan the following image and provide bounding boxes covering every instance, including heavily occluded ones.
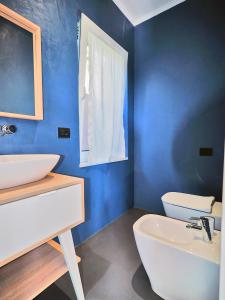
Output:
[0,16,35,116]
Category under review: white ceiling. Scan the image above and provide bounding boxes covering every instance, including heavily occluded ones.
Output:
[113,0,186,26]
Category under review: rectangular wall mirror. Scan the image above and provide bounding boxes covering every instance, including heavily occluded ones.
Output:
[0,4,43,120]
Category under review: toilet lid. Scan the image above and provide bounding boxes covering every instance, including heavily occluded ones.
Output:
[162,192,215,213]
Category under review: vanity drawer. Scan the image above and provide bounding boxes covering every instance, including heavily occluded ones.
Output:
[0,184,84,266]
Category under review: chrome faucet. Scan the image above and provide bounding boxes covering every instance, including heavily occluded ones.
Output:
[0,124,17,136]
[186,216,215,242]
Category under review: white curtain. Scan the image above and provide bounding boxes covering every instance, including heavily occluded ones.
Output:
[79,14,128,167]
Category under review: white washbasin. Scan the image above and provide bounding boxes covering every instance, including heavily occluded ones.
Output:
[0,154,60,189]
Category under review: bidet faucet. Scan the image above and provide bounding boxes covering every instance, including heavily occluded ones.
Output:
[0,124,17,136]
[186,216,214,242]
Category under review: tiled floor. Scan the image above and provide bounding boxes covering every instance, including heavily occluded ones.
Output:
[37,209,163,300]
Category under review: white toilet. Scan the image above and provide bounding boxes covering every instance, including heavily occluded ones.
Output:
[161,192,222,230]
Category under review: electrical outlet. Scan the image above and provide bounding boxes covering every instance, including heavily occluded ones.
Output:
[58,128,70,139]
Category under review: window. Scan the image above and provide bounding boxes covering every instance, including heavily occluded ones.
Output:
[78,14,128,167]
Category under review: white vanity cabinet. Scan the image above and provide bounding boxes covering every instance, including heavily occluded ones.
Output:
[0,173,85,300]
[0,184,83,264]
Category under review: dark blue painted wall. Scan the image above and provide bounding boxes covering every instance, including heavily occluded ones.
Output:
[2,0,224,240]
[0,0,134,244]
[134,0,225,213]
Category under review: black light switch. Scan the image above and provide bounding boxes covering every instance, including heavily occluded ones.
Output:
[58,127,70,138]
[199,148,213,156]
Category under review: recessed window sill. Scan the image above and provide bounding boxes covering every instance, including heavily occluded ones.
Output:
[79,157,128,168]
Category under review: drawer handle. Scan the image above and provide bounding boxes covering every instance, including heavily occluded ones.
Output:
[38,190,57,197]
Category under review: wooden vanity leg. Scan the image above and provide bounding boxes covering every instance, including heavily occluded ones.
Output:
[58,230,85,300]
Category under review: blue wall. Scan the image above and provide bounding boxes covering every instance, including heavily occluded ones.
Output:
[134,0,225,213]
[0,0,134,244]
[2,0,224,239]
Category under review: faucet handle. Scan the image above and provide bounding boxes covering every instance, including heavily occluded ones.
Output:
[201,216,215,237]
[0,124,17,136]
[187,216,214,242]
[200,217,212,241]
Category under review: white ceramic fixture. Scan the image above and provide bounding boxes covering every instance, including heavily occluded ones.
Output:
[162,192,222,230]
[0,154,60,189]
[134,214,220,300]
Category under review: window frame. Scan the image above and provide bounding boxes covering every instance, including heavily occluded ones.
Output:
[78,13,128,168]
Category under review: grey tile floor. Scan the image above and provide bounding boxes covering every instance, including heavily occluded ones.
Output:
[36,209,163,300]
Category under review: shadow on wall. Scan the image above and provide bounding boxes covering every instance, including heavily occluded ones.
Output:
[134,0,225,214]
[172,96,225,201]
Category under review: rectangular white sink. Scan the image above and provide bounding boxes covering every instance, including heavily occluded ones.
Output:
[0,154,60,189]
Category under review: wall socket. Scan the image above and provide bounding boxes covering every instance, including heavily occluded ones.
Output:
[199,148,213,156]
[58,128,70,138]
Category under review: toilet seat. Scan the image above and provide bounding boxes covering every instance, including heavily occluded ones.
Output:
[162,192,215,213]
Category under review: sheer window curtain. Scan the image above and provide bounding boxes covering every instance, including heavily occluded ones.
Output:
[79,14,128,167]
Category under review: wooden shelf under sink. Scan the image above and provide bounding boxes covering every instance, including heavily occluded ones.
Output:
[0,240,81,300]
